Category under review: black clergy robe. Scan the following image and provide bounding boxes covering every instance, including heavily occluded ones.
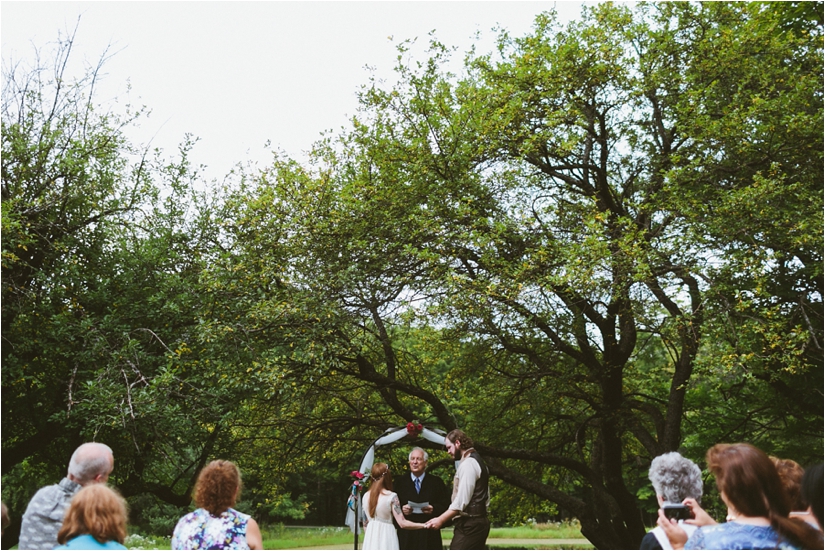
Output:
[394,471,450,550]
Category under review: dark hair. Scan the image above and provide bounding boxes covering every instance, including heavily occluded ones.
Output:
[446,429,473,450]
[57,484,128,545]
[707,444,822,549]
[770,457,806,510]
[367,462,393,518]
[195,460,241,515]
[802,464,823,529]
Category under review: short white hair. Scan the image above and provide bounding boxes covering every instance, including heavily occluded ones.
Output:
[409,447,429,462]
[649,452,703,503]
[68,442,114,483]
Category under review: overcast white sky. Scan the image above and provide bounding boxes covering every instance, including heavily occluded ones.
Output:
[2,2,588,182]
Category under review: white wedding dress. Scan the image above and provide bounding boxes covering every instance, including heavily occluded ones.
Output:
[362,490,400,550]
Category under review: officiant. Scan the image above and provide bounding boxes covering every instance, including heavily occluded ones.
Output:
[394,447,449,550]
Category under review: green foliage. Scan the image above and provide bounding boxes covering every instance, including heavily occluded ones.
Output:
[2,27,153,472]
[2,6,821,550]
[126,494,188,537]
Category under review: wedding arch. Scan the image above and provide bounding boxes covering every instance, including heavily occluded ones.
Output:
[345,424,447,547]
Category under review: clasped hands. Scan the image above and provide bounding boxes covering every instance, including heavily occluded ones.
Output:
[423,517,443,530]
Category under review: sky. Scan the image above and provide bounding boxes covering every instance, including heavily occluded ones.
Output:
[2,2,587,182]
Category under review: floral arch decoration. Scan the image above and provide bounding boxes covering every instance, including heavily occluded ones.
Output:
[345,424,447,536]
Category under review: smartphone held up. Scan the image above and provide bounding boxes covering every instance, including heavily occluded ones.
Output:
[663,503,693,521]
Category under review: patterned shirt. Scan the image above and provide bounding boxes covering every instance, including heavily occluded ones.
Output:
[172,507,251,550]
[685,522,799,550]
[19,478,81,550]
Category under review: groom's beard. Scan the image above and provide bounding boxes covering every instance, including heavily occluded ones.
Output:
[451,448,462,460]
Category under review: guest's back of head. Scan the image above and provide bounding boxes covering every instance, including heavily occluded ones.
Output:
[649,452,703,504]
[771,457,806,511]
[709,444,789,517]
[57,484,128,545]
[802,464,824,530]
[68,443,114,485]
[707,443,821,549]
[195,460,242,516]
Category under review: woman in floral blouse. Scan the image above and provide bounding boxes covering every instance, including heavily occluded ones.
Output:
[172,460,262,550]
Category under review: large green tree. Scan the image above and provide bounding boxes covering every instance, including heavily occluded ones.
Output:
[207,3,822,547]
[2,27,152,471]
[1,30,248,544]
[3,4,821,549]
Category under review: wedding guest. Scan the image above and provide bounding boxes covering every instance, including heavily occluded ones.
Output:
[657,443,822,549]
[362,462,427,550]
[172,460,262,550]
[801,464,823,530]
[772,457,819,528]
[425,429,491,550]
[640,452,703,549]
[2,502,9,536]
[54,484,128,550]
[19,442,114,550]
[395,447,449,549]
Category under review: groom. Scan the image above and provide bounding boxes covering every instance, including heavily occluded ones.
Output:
[394,447,449,550]
[425,429,490,550]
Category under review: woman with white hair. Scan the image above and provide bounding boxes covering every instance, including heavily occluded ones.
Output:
[641,452,704,549]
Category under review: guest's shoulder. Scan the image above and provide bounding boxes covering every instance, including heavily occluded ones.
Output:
[176,508,206,524]
[225,507,251,522]
[54,534,127,550]
[639,531,662,550]
[29,481,63,500]
[692,522,789,550]
[57,478,82,494]
[24,479,77,517]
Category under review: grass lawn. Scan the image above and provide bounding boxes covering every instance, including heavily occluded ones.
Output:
[489,522,585,540]
[262,525,359,549]
[123,526,360,550]
[122,522,591,549]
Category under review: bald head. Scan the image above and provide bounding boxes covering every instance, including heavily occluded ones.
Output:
[67,442,114,486]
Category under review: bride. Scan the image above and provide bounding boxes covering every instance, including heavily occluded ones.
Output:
[362,463,427,550]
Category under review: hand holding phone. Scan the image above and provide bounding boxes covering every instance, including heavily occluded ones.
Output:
[663,503,692,521]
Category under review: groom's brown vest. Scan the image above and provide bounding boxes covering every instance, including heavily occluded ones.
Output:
[463,450,489,517]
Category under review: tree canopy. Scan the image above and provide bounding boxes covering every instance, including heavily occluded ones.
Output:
[2,4,822,549]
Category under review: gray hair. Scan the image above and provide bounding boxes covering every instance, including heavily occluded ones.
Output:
[68,442,114,484]
[649,452,703,503]
[409,447,429,462]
